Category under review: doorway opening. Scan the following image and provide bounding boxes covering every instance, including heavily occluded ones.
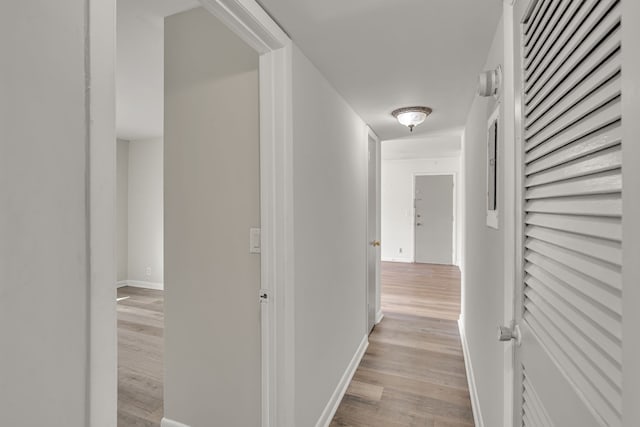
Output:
[115,2,263,425]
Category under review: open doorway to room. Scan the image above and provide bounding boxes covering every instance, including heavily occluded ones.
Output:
[114,1,263,425]
[115,1,181,424]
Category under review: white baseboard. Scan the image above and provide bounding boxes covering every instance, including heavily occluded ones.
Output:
[375,310,384,324]
[381,257,412,263]
[161,418,190,427]
[458,316,485,427]
[122,280,164,290]
[116,280,128,288]
[315,335,369,427]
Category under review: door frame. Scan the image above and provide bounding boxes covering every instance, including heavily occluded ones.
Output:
[411,172,457,265]
[365,127,382,329]
[88,1,295,426]
[503,1,520,426]
[622,1,640,425]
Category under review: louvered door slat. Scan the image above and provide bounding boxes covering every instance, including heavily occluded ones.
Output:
[525,195,622,217]
[520,0,623,425]
[526,226,621,265]
[526,122,621,175]
[526,213,621,240]
[525,239,621,290]
[524,304,621,421]
[525,170,621,199]
[525,77,620,147]
[525,0,578,71]
[526,146,621,187]
[523,374,553,427]
[525,0,596,81]
[525,0,560,58]
[524,0,550,41]
[525,251,621,316]
[525,263,621,340]
[526,27,620,118]
[525,100,621,160]
[525,279,622,376]
[525,65,620,139]
[525,0,619,98]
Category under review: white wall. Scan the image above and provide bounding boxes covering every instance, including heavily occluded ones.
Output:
[461,15,505,427]
[0,1,90,425]
[127,138,164,285]
[164,7,261,426]
[292,45,368,427]
[116,0,163,140]
[381,157,461,265]
[117,139,129,282]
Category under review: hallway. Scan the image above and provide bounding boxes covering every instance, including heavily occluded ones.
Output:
[330,262,473,427]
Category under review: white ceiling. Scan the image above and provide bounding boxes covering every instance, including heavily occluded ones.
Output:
[257,0,502,140]
[382,129,462,160]
[116,0,198,140]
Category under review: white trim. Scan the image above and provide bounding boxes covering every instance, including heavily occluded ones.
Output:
[314,335,369,427]
[458,316,485,427]
[411,172,458,265]
[198,0,288,54]
[116,281,128,288]
[161,418,191,427]
[622,1,640,425]
[509,1,531,425]
[502,1,519,426]
[375,310,384,325]
[88,0,117,424]
[124,280,164,290]
[381,257,412,263]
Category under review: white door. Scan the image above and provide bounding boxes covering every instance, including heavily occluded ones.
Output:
[367,135,379,333]
[414,175,453,265]
[512,0,623,426]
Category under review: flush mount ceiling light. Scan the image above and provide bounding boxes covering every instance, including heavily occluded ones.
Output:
[391,106,433,132]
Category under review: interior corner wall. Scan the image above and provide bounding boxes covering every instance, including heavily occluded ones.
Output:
[381,156,462,265]
[0,1,89,425]
[116,139,130,282]
[164,7,261,427]
[292,45,368,427]
[461,15,505,427]
[127,137,164,285]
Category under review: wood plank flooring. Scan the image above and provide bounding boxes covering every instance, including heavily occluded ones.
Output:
[117,263,472,427]
[118,286,164,427]
[330,262,474,427]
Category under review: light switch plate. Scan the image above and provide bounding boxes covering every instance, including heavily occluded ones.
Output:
[250,228,261,253]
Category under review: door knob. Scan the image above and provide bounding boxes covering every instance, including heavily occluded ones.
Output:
[371,240,381,247]
[416,222,422,226]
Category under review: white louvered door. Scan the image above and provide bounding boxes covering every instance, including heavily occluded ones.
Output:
[514,0,623,426]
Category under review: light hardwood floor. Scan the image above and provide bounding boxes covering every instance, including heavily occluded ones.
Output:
[117,262,472,427]
[118,286,164,427]
[330,262,474,427]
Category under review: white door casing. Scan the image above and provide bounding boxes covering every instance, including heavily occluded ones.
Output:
[513,0,623,426]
